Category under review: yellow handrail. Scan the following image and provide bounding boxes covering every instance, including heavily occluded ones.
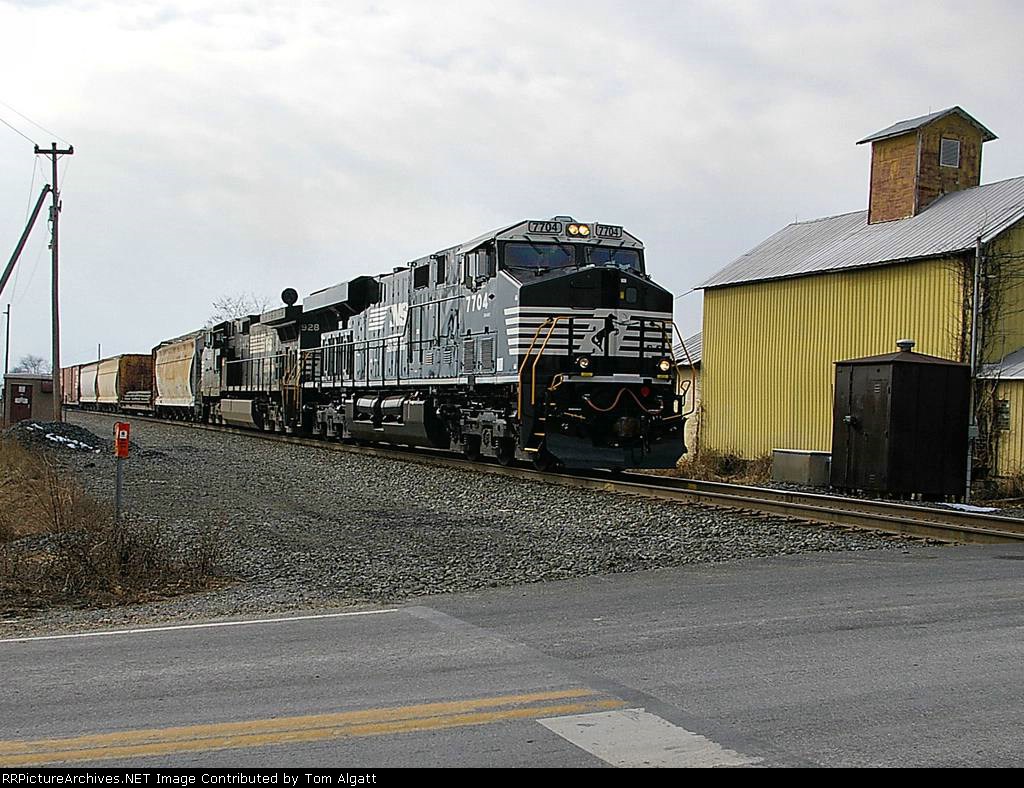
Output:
[530,316,568,407]
[517,317,554,419]
[669,320,698,418]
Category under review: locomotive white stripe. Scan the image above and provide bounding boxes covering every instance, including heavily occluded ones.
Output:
[504,306,674,320]
[505,317,672,325]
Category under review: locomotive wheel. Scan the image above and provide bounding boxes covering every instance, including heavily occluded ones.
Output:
[495,438,515,466]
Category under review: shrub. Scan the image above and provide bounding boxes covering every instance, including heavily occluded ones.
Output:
[0,438,223,612]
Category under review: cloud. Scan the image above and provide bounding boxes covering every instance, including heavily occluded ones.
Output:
[1,0,1023,363]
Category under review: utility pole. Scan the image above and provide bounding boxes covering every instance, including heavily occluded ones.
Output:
[2,304,8,425]
[3,304,9,377]
[35,142,73,422]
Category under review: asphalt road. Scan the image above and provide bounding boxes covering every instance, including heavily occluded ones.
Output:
[2,544,1023,767]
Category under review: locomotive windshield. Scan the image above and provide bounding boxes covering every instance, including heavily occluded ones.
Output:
[586,247,641,272]
[501,241,644,275]
[503,242,576,271]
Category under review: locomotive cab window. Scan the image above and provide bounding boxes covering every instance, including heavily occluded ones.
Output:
[413,264,429,289]
[434,254,446,285]
[501,242,575,272]
[587,246,642,273]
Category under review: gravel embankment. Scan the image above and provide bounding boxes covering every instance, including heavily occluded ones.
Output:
[1,412,932,635]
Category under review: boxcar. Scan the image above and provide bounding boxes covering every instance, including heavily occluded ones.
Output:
[61,365,80,406]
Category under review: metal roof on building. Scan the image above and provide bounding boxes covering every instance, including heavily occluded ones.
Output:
[700,175,1024,290]
[980,347,1024,380]
[856,106,997,145]
[673,332,702,366]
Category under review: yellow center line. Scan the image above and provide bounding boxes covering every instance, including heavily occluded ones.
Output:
[0,690,625,766]
[0,688,594,756]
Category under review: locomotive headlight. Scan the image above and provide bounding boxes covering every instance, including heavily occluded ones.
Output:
[567,224,580,236]
[577,224,591,237]
[658,358,672,372]
[577,356,591,370]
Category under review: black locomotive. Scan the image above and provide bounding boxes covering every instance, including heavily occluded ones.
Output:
[67,217,690,470]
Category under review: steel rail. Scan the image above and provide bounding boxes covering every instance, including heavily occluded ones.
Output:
[86,413,1024,545]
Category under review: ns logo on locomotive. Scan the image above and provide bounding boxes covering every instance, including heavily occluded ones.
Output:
[68,218,691,470]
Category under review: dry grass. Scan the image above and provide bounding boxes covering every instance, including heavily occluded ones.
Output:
[664,447,773,485]
[0,438,223,614]
[981,472,1024,503]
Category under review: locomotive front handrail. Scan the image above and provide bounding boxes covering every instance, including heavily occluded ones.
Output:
[669,320,698,418]
[530,316,568,408]
[516,317,554,419]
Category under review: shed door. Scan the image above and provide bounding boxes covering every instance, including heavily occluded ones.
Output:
[850,372,891,489]
[11,384,32,424]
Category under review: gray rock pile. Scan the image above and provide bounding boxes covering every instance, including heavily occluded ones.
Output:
[3,420,106,453]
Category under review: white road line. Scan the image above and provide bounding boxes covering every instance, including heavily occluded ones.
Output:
[538,707,762,768]
[0,609,399,645]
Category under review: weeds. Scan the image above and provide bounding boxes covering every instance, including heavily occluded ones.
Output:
[0,438,222,613]
[672,447,773,484]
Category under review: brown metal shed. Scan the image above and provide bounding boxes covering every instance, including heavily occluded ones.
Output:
[2,374,55,428]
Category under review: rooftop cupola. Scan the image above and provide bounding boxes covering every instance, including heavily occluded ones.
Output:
[857,106,996,225]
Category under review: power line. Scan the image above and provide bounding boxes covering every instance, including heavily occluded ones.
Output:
[12,232,48,306]
[0,114,37,145]
[0,99,69,145]
[11,158,41,300]
[23,157,39,220]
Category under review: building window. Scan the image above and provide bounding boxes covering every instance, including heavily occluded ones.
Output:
[940,137,961,168]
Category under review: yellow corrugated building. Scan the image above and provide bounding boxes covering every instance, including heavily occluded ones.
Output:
[700,106,1024,478]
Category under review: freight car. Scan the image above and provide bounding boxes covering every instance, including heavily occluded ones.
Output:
[61,365,79,407]
[153,332,204,419]
[62,217,690,470]
[73,354,153,413]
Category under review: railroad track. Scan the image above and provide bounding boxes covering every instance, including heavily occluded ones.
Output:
[88,412,1024,545]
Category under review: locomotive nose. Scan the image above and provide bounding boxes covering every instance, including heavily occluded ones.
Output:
[519,266,650,310]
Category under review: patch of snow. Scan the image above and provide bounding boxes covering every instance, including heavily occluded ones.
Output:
[941,502,998,513]
[44,432,99,452]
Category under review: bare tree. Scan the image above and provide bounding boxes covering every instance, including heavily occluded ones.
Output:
[207,293,273,326]
[11,354,51,374]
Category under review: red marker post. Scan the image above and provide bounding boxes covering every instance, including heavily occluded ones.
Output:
[113,422,130,522]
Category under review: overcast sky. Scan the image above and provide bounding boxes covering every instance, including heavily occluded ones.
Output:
[2,0,1024,367]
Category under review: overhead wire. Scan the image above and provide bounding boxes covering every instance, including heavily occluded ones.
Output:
[12,228,49,307]
[23,157,39,220]
[0,114,37,145]
[0,99,69,145]
[9,158,40,303]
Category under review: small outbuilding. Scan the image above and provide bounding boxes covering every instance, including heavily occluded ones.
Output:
[2,373,55,427]
[831,340,970,498]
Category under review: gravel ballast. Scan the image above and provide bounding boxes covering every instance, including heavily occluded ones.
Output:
[1,412,932,635]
